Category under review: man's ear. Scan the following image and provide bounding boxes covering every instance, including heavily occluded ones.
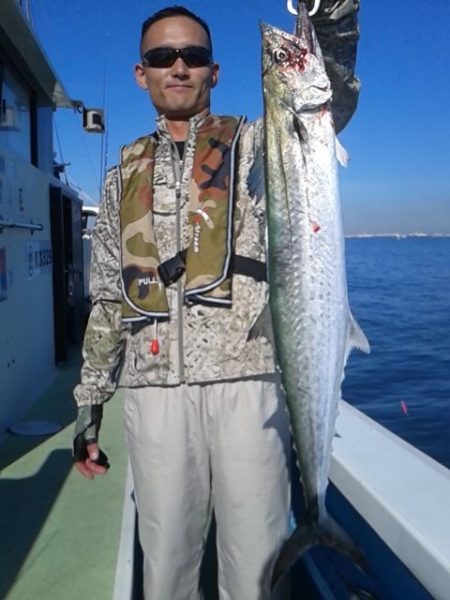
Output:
[210,63,219,89]
[134,63,148,90]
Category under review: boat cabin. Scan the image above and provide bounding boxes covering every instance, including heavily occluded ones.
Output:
[0,0,90,435]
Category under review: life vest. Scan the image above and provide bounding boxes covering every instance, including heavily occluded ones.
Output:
[119,115,246,322]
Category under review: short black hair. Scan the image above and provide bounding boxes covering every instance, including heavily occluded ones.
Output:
[140,6,213,54]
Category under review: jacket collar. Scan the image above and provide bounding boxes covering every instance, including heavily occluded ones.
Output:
[155,111,211,138]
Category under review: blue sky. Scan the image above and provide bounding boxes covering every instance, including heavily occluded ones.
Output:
[31,1,450,234]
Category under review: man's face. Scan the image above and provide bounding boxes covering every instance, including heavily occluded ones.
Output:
[135,16,219,120]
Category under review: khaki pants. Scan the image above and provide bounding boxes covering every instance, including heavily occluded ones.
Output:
[124,377,291,600]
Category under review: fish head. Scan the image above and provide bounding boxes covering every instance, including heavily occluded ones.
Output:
[261,13,331,113]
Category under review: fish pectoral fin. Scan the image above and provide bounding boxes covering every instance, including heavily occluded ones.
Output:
[248,302,275,346]
[292,113,307,142]
[346,311,370,357]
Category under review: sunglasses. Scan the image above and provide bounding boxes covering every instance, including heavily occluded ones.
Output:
[142,46,212,69]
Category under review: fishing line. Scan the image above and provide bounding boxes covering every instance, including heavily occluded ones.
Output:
[54,119,69,186]
[82,134,101,196]
[99,61,108,190]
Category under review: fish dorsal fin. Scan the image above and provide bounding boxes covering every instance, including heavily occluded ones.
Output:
[345,311,370,360]
[335,136,350,167]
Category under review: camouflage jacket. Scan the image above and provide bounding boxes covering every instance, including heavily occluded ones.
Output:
[74,0,360,406]
[74,115,275,406]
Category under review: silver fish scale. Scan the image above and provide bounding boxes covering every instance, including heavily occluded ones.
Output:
[262,20,352,515]
[259,7,369,587]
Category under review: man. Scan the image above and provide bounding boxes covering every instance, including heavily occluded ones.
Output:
[72,4,359,599]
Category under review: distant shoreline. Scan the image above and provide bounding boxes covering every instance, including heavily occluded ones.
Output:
[345,233,450,239]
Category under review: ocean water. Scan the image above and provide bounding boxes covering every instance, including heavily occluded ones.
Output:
[343,237,450,469]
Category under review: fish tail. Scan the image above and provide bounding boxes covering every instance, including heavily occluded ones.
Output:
[271,514,366,591]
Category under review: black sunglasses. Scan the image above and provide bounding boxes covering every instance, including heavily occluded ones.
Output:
[142,46,212,69]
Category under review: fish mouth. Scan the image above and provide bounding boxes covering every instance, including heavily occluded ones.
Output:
[260,21,302,44]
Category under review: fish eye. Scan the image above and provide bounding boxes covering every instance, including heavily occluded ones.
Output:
[273,47,289,63]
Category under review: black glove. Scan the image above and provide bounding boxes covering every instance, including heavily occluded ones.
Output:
[73,405,110,468]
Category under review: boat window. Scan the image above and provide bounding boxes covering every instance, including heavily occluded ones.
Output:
[0,63,32,162]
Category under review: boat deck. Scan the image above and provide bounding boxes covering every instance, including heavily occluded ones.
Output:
[0,349,130,600]
[2,348,449,599]
[0,349,220,600]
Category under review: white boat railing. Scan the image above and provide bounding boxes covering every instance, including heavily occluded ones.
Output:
[331,401,450,600]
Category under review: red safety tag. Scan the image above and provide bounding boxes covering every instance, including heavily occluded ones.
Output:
[150,338,160,355]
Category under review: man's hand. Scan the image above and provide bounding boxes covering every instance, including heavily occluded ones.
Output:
[74,442,109,479]
[73,405,110,479]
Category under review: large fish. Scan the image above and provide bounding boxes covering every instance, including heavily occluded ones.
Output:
[251,2,370,589]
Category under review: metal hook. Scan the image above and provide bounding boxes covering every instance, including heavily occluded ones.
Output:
[287,0,321,17]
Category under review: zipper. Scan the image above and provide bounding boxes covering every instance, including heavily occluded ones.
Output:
[171,137,188,383]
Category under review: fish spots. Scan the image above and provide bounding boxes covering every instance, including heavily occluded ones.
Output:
[310,221,321,234]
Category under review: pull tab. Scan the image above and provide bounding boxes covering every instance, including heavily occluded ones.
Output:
[150,320,160,355]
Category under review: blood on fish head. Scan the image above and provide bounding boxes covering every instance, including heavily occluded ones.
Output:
[261,24,308,79]
[260,21,331,113]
